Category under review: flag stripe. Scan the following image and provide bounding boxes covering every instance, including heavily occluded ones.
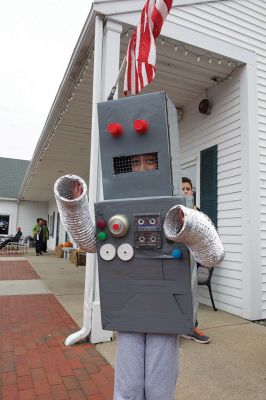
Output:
[124,0,172,95]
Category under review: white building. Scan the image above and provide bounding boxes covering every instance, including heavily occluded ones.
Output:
[18,0,266,342]
[0,157,47,238]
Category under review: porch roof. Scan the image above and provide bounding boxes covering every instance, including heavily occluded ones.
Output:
[19,0,242,202]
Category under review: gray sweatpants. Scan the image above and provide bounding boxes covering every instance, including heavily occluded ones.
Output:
[114,332,179,400]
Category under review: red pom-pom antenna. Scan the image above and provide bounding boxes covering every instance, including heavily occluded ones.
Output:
[107,122,123,137]
[134,119,149,134]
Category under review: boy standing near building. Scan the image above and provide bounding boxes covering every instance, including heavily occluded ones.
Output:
[181,177,211,344]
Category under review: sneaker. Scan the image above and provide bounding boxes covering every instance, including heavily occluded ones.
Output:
[182,327,211,344]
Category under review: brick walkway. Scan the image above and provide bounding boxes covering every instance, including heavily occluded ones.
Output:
[0,259,114,400]
[0,260,39,280]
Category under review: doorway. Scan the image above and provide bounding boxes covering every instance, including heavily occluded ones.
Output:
[55,212,60,246]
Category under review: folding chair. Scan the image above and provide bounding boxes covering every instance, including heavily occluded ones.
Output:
[5,237,28,255]
[197,264,217,311]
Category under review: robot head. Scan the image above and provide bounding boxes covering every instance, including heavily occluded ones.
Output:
[97,92,181,199]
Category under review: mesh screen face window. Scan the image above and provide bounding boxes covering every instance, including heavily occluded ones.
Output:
[113,153,158,174]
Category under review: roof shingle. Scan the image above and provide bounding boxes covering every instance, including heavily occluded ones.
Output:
[0,157,30,199]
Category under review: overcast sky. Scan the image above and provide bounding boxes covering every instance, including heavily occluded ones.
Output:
[0,0,92,161]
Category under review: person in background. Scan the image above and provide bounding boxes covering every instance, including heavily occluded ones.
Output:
[181,177,211,344]
[0,227,22,249]
[42,220,49,253]
[32,218,44,256]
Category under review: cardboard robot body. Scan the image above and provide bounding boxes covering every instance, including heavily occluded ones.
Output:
[95,92,197,334]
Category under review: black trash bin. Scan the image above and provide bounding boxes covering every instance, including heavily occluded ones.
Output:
[28,237,35,248]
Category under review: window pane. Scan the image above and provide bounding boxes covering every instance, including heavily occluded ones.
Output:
[0,216,10,235]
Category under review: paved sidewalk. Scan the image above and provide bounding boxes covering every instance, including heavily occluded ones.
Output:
[1,251,266,400]
[0,254,114,400]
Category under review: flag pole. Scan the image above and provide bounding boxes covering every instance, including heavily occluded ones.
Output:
[107,55,127,100]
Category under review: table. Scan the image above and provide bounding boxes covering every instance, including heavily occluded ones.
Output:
[62,247,75,260]
[76,251,86,267]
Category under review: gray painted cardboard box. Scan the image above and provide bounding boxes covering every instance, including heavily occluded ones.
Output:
[96,92,197,334]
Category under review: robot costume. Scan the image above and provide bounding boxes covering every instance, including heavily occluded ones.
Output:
[54,92,224,400]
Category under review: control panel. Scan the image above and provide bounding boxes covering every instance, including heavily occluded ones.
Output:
[134,213,161,249]
[94,196,195,334]
[95,197,186,263]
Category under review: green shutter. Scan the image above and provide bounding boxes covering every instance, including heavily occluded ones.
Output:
[200,145,218,227]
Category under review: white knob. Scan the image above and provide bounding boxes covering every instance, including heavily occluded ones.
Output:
[117,243,134,261]
[99,244,116,261]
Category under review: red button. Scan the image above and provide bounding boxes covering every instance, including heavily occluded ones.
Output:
[97,219,106,229]
[112,223,120,231]
[134,119,149,134]
[107,122,123,137]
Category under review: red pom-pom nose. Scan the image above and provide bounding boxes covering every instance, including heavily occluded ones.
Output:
[107,122,123,137]
[134,119,149,134]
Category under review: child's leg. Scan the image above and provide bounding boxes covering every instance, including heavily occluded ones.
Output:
[145,334,179,400]
[114,331,146,400]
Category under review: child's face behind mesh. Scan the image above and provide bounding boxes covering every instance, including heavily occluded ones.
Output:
[131,154,157,172]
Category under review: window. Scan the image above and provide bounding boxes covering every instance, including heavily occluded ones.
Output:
[0,215,10,235]
[49,212,55,238]
[200,145,218,227]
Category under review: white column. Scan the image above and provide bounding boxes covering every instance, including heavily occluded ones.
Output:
[101,19,123,100]
[65,15,105,346]
[90,18,123,343]
[240,62,261,320]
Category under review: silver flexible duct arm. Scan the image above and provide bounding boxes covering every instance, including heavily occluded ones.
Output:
[164,205,225,268]
[54,175,96,253]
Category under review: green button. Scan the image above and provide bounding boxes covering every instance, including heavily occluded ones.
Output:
[97,231,107,241]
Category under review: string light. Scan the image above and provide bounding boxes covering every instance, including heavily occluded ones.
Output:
[24,49,94,188]
[122,28,239,73]
[27,28,240,188]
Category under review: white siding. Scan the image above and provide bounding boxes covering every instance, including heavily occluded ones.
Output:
[17,201,48,237]
[180,71,242,315]
[47,199,76,250]
[0,200,18,235]
[170,0,266,318]
[0,200,48,239]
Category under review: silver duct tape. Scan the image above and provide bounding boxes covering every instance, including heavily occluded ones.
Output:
[164,205,225,268]
[54,175,96,253]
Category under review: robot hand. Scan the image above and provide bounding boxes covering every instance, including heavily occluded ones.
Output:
[54,175,96,253]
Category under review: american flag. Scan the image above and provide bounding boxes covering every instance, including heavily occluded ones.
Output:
[124,0,173,95]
